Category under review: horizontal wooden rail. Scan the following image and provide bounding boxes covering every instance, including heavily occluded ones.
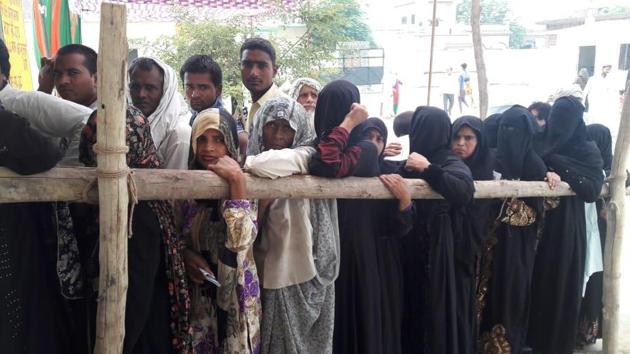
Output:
[0,167,626,203]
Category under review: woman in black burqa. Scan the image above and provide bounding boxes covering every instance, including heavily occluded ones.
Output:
[576,123,612,346]
[309,80,414,354]
[478,106,548,354]
[450,116,496,354]
[528,96,604,354]
[400,106,474,354]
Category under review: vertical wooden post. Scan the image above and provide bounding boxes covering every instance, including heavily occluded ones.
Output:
[426,0,438,106]
[471,0,488,118]
[94,4,129,354]
[603,83,630,354]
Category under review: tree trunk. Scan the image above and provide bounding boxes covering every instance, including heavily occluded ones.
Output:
[471,0,489,118]
[93,4,129,354]
[603,82,630,354]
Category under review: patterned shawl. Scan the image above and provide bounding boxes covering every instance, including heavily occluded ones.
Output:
[79,105,192,353]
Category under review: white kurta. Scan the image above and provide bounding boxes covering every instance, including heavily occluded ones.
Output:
[0,84,93,166]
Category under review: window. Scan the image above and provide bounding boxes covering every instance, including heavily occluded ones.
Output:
[401,16,407,25]
[619,43,630,70]
[411,14,415,24]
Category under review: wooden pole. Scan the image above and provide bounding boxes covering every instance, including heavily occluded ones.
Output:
[471,0,489,118]
[426,0,438,106]
[94,4,129,354]
[603,82,630,354]
[1,167,627,203]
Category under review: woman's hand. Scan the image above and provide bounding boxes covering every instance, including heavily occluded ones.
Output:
[383,142,403,157]
[208,156,246,199]
[380,174,412,210]
[545,171,561,190]
[339,103,368,133]
[405,152,430,173]
[183,248,214,285]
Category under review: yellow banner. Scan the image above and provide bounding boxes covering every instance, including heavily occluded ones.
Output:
[0,0,33,90]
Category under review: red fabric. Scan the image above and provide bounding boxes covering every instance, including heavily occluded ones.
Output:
[317,126,362,177]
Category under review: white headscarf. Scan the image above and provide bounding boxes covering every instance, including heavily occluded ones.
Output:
[129,57,191,151]
[550,84,584,103]
[289,77,322,101]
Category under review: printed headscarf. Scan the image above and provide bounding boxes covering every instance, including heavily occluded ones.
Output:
[313,79,360,138]
[247,96,316,156]
[79,105,192,353]
[190,107,240,168]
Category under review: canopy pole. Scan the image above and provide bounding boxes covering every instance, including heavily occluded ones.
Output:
[426,0,438,105]
[603,83,630,354]
[93,4,129,354]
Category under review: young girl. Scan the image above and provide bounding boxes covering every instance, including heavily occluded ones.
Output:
[180,107,261,354]
[245,96,337,353]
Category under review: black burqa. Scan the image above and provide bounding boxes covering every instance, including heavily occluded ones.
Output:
[450,116,496,354]
[400,106,475,354]
[354,118,414,354]
[528,96,604,354]
[577,123,612,345]
[478,106,547,354]
[0,109,86,354]
[309,82,395,354]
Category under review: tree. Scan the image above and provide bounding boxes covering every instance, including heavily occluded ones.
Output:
[130,0,374,103]
[471,0,489,118]
[456,0,508,25]
[508,22,527,49]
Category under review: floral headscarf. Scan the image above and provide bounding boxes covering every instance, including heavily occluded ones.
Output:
[79,105,192,353]
[190,107,240,167]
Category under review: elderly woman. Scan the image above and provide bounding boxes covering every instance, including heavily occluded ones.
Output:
[290,77,322,114]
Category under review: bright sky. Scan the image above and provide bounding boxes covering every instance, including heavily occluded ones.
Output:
[366,0,629,26]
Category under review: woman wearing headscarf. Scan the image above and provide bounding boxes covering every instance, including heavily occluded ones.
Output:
[576,123,613,346]
[482,113,502,150]
[528,96,604,354]
[450,116,495,354]
[400,106,474,354]
[244,96,336,353]
[80,106,192,354]
[477,106,548,354]
[179,108,260,354]
[309,80,413,354]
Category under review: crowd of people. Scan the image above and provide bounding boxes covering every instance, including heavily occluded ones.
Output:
[0,35,620,354]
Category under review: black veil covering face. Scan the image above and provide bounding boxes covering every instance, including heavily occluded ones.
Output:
[478,105,545,354]
[495,105,547,181]
[401,106,476,354]
[528,96,604,354]
[482,113,502,149]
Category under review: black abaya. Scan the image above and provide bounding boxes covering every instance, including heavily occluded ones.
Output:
[479,106,547,354]
[528,96,604,354]
[400,107,475,354]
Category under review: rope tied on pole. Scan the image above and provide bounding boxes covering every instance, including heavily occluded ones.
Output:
[91,143,138,237]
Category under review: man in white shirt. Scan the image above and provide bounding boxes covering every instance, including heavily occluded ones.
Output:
[0,39,92,167]
[128,57,191,170]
